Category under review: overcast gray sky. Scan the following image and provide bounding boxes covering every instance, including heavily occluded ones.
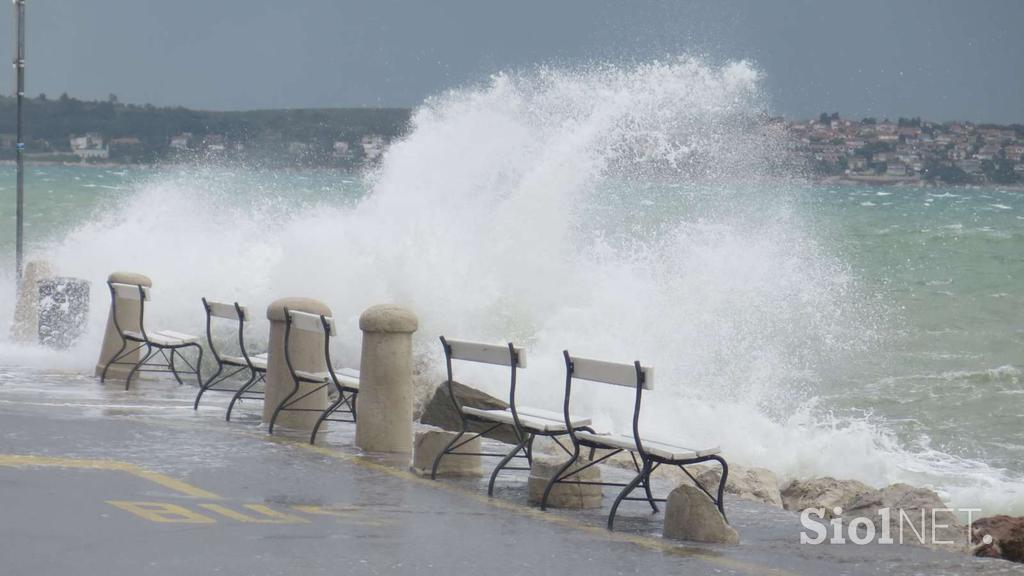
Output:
[3,1,1022,122]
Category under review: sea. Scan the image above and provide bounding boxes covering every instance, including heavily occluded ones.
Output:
[0,58,1020,517]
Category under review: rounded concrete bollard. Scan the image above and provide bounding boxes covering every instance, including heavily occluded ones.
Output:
[11,260,55,343]
[95,271,152,380]
[355,304,418,454]
[263,297,331,433]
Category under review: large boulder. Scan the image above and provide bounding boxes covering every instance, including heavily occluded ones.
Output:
[844,483,964,550]
[418,380,519,444]
[663,484,740,544]
[781,477,877,517]
[971,516,1024,563]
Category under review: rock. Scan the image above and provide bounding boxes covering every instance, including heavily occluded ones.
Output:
[411,428,482,477]
[604,455,783,508]
[971,516,1024,562]
[844,483,964,550]
[781,477,877,517]
[419,380,519,444]
[663,483,740,544]
[527,453,602,509]
[691,464,782,508]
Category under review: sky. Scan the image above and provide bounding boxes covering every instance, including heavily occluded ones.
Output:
[2,0,1022,123]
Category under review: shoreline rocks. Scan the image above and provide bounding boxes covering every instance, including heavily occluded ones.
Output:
[780,477,877,517]
[606,456,785,508]
[782,478,966,551]
[971,516,1024,563]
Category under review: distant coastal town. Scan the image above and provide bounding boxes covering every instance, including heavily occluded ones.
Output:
[783,113,1023,185]
[0,95,1021,184]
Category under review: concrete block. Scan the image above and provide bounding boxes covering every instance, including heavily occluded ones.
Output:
[528,453,603,509]
[412,428,482,477]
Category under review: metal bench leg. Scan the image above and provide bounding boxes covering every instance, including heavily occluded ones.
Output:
[310,393,347,445]
[125,344,155,391]
[540,443,580,512]
[711,455,729,521]
[191,345,204,387]
[169,349,185,386]
[608,462,650,531]
[225,371,259,422]
[194,362,224,410]
[268,378,301,435]
[487,433,531,497]
[100,340,128,384]
[430,424,467,481]
[642,460,659,513]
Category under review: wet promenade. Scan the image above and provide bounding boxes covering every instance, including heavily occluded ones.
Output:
[0,369,1018,576]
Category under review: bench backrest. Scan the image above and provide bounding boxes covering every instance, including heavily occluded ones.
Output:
[440,336,527,426]
[287,309,337,337]
[202,298,257,366]
[110,282,150,301]
[205,299,250,322]
[444,338,527,368]
[568,355,653,390]
[562,351,654,453]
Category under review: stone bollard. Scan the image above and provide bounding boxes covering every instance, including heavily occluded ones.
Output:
[412,428,482,477]
[528,453,603,509]
[11,260,55,343]
[95,271,152,380]
[263,297,332,433]
[355,304,418,454]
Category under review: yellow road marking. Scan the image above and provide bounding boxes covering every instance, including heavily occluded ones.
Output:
[291,504,389,526]
[0,442,788,572]
[198,503,309,524]
[0,454,221,499]
[107,501,216,524]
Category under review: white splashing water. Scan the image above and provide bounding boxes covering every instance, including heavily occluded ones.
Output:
[6,57,1023,515]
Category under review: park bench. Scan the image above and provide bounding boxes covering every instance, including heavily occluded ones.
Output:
[100,281,203,391]
[268,308,360,444]
[540,351,728,530]
[192,298,268,421]
[430,337,593,496]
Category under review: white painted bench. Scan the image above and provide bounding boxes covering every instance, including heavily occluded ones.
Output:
[268,308,360,444]
[539,351,728,530]
[100,281,203,391]
[193,299,269,421]
[430,337,592,496]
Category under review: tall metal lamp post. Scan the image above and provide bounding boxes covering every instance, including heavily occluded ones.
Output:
[12,0,25,281]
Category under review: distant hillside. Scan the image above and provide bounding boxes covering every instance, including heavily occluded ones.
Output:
[0,94,412,166]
